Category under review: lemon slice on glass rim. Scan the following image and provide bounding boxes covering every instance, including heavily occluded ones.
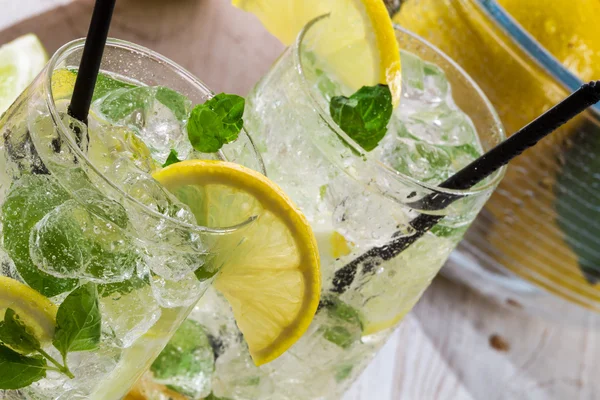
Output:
[153,160,321,366]
[233,0,402,105]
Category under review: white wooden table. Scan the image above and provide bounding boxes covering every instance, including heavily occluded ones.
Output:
[1,1,598,399]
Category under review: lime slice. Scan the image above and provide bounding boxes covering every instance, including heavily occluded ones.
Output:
[153,160,321,366]
[0,276,58,347]
[233,0,402,105]
[0,34,47,114]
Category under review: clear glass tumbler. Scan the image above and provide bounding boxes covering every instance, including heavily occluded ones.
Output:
[0,39,262,399]
[135,19,506,400]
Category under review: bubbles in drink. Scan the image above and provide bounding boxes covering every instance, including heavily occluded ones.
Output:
[99,277,161,348]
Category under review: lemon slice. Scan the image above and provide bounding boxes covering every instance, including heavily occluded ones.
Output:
[233,0,402,105]
[0,34,47,114]
[153,160,321,366]
[0,276,58,347]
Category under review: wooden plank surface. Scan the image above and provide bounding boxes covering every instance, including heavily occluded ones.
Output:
[1,1,599,399]
[0,0,284,95]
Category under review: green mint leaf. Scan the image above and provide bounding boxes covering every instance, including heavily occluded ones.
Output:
[151,320,214,397]
[205,394,232,400]
[92,72,137,102]
[67,69,136,102]
[2,175,78,297]
[321,295,362,349]
[0,309,41,355]
[194,265,218,282]
[335,364,353,382]
[98,273,150,298]
[156,87,192,121]
[324,296,363,328]
[53,283,101,359]
[187,93,245,153]
[99,86,153,121]
[0,345,46,389]
[163,149,182,168]
[322,326,354,349]
[330,84,393,152]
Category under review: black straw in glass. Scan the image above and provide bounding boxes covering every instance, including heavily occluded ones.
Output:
[68,0,117,125]
[332,81,600,294]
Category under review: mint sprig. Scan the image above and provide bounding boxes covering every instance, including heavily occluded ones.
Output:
[330,84,393,152]
[187,93,245,153]
[53,283,101,358]
[0,346,47,389]
[0,283,101,389]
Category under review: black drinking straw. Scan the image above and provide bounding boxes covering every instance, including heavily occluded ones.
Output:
[332,81,600,294]
[68,0,117,125]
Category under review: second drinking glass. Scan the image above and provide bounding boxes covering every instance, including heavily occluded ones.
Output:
[134,17,506,400]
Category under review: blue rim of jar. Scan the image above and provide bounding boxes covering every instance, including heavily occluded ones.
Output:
[476,0,600,115]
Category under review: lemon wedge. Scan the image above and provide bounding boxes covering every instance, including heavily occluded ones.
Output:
[233,0,402,105]
[0,276,58,347]
[153,160,321,365]
[0,34,47,114]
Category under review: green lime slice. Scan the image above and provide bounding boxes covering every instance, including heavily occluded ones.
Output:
[0,34,47,115]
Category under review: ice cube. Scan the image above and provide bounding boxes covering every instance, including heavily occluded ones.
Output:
[99,277,161,348]
[444,143,481,172]
[212,346,272,400]
[94,86,192,164]
[331,185,411,247]
[150,320,215,399]
[150,271,210,308]
[29,199,140,283]
[399,50,449,108]
[376,136,453,183]
[395,106,476,147]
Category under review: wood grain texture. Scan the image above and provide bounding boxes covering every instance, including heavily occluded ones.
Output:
[0,0,284,95]
[1,1,599,399]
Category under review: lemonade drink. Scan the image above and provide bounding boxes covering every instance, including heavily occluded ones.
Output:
[0,39,265,399]
[134,19,505,399]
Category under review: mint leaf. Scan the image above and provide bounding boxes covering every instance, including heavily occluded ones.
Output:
[92,72,136,102]
[205,393,232,400]
[0,309,41,355]
[156,87,192,121]
[330,84,393,152]
[163,149,182,168]
[335,364,353,382]
[187,93,244,153]
[0,345,46,389]
[322,326,355,349]
[2,175,78,297]
[324,296,363,328]
[99,86,153,121]
[151,320,214,397]
[320,295,362,349]
[53,283,101,359]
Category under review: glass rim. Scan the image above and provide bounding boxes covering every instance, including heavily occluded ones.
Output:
[43,38,256,235]
[292,15,507,198]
